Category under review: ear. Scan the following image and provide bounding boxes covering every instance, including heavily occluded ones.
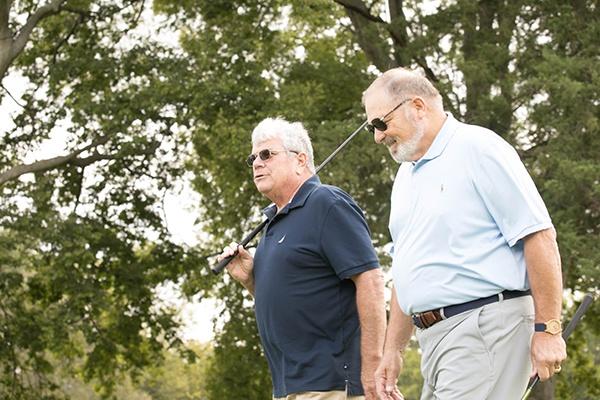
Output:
[412,97,426,111]
[411,97,428,119]
[295,152,308,174]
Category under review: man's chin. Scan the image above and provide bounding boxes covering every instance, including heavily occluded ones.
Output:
[254,181,271,195]
[388,148,405,163]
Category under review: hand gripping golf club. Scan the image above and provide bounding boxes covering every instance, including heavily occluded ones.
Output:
[211,120,368,274]
[521,293,594,400]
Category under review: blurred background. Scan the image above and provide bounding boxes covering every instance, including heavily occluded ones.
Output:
[0,1,598,399]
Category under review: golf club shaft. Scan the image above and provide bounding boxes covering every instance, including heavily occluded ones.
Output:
[211,120,368,274]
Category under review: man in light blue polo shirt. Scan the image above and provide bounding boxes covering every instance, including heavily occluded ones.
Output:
[362,68,567,400]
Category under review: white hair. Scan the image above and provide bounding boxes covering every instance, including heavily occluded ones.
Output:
[251,117,316,173]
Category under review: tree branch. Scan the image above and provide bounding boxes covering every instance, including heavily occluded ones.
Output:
[336,0,395,71]
[60,5,93,18]
[0,82,25,107]
[0,1,12,78]
[51,13,84,65]
[413,57,438,82]
[382,1,416,67]
[11,0,66,59]
[0,0,11,39]
[387,0,403,21]
[333,0,386,23]
[132,0,145,27]
[0,135,109,185]
[0,136,163,185]
[70,141,159,168]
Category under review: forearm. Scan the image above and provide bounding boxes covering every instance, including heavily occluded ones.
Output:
[384,288,414,355]
[524,228,563,322]
[523,227,567,381]
[354,269,387,372]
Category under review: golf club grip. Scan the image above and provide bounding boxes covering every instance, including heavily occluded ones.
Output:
[562,294,593,340]
[211,218,268,274]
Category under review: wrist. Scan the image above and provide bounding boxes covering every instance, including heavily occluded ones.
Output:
[241,278,255,293]
[383,344,405,356]
[534,318,562,335]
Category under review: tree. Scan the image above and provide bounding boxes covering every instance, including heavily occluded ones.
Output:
[518,1,600,397]
[0,1,201,397]
[52,340,212,399]
[136,342,212,400]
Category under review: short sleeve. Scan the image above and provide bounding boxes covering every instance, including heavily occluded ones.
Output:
[319,199,380,280]
[471,135,553,247]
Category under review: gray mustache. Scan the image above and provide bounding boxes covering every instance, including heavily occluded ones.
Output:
[383,137,396,147]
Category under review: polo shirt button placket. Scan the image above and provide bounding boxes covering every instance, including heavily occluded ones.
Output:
[343,364,349,390]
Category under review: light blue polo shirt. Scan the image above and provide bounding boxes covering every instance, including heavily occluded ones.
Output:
[390,114,552,314]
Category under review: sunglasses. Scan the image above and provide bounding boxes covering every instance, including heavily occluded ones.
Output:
[246,148,298,167]
[365,98,412,135]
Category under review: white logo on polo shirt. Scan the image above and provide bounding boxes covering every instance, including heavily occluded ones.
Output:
[278,235,286,244]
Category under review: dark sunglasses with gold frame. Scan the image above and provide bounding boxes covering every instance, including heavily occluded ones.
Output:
[246,148,299,167]
[365,98,412,135]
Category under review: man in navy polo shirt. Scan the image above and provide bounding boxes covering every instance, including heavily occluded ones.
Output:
[363,68,567,400]
[218,117,387,400]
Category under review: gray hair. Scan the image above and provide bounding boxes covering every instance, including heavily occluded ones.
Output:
[251,117,316,173]
[363,67,443,110]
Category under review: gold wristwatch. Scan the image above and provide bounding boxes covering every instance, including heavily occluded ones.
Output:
[534,319,562,335]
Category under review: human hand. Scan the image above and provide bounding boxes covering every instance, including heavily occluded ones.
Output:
[361,361,384,400]
[530,332,567,381]
[217,243,254,286]
[374,351,404,400]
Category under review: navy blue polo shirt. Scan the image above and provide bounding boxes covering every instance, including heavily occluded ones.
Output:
[253,175,379,397]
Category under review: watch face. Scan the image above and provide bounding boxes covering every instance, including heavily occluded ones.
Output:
[546,319,562,334]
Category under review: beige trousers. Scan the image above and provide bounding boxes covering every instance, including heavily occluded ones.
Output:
[274,391,365,400]
[416,295,534,400]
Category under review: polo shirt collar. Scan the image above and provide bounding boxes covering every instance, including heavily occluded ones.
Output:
[414,112,457,168]
[261,175,321,220]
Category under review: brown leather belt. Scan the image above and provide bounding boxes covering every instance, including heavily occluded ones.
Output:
[411,289,531,330]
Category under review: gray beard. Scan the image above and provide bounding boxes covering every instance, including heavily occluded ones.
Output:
[389,126,425,163]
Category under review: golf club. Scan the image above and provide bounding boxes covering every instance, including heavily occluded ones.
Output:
[521,293,594,400]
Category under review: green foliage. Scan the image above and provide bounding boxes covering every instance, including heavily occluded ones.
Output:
[204,287,271,400]
[50,341,212,399]
[1,0,598,398]
[398,344,424,400]
[135,342,212,400]
[520,6,600,397]
[555,319,600,400]
[1,0,202,397]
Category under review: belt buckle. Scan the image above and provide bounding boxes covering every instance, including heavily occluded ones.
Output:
[412,314,424,329]
[412,310,444,330]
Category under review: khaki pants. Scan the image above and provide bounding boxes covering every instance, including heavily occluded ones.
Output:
[274,391,365,400]
[416,295,534,400]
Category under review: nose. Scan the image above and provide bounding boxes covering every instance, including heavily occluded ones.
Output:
[374,129,386,144]
[253,156,265,170]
